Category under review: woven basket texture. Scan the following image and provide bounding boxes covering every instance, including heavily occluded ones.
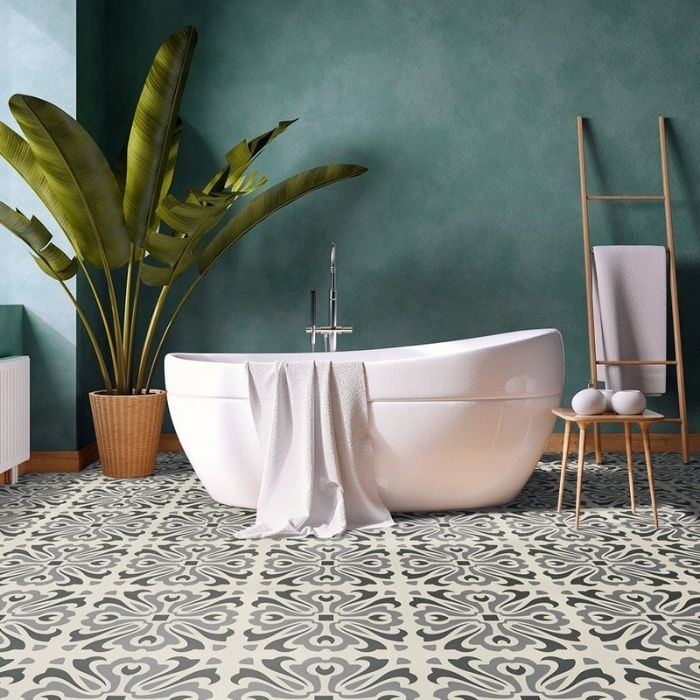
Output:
[89,390,166,478]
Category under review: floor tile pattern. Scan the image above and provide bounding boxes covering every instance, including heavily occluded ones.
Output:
[0,452,698,699]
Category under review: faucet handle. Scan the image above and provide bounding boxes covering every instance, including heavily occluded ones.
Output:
[309,290,317,352]
[310,290,316,327]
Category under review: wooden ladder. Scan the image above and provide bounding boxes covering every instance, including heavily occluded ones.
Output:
[576,116,689,464]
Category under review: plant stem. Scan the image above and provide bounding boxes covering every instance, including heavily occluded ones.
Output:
[122,242,135,385]
[69,201,126,391]
[136,217,215,393]
[134,284,169,393]
[57,278,112,390]
[103,266,127,393]
[143,273,204,392]
[78,259,119,388]
[127,248,146,392]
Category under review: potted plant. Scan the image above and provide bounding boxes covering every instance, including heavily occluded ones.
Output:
[0,26,366,478]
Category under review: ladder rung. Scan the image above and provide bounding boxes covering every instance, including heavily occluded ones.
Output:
[587,194,664,201]
[662,418,683,423]
[596,359,676,366]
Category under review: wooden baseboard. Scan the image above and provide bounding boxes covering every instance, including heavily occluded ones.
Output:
[2,431,694,484]
[20,441,100,474]
[158,433,183,452]
[1,434,184,483]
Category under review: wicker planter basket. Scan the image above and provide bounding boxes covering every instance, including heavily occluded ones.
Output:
[89,390,166,478]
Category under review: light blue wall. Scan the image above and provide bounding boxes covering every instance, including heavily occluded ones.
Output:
[0,0,77,450]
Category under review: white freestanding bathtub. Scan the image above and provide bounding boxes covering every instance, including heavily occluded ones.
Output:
[165,328,563,511]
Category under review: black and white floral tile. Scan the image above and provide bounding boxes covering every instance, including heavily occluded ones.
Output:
[0,452,698,699]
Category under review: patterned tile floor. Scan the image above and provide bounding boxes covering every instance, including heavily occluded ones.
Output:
[0,452,698,699]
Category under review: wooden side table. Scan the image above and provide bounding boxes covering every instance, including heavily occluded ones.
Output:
[552,408,664,529]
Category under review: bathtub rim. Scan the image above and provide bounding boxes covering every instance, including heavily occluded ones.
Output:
[165,327,564,403]
[166,327,560,366]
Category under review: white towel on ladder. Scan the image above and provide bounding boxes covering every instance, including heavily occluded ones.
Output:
[592,245,667,395]
[236,360,393,539]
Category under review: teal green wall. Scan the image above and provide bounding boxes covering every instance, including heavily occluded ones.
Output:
[6,1,697,449]
[76,0,108,447]
[0,305,23,358]
[0,0,77,450]
[93,0,699,435]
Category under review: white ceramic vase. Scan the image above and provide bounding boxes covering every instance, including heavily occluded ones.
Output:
[571,388,606,415]
[611,390,646,415]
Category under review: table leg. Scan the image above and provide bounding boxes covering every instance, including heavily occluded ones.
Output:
[558,421,572,512]
[624,422,636,513]
[640,423,659,529]
[575,422,588,528]
[593,423,602,464]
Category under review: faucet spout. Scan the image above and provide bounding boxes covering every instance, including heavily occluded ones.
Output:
[305,242,352,351]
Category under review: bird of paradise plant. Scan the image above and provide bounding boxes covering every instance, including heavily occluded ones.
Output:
[0,25,366,396]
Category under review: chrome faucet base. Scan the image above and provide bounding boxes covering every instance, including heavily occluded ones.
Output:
[306,325,353,352]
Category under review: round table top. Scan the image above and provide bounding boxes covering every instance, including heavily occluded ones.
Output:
[552,407,664,422]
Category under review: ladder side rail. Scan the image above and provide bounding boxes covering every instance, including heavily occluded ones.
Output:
[658,116,690,463]
[577,116,598,388]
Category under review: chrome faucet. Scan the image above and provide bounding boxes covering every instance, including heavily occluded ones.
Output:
[306,242,352,351]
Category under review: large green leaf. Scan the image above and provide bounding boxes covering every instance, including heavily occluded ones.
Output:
[0,120,84,258]
[158,117,182,205]
[0,201,77,280]
[144,228,190,265]
[120,118,182,212]
[196,120,295,197]
[141,250,198,286]
[124,26,197,245]
[156,192,234,232]
[200,165,229,196]
[199,164,367,274]
[225,119,296,186]
[141,190,236,283]
[140,160,255,287]
[9,95,130,269]
[247,120,297,158]
[223,171,268,197]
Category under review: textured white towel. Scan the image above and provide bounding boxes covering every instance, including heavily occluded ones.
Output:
[236,361,393,539]
[593,245,667,395]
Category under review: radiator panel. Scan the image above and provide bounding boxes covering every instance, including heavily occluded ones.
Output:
[0,356,30,472]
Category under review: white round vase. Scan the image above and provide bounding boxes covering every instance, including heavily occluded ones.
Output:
[571,388,606,415]
[611,390,646,415]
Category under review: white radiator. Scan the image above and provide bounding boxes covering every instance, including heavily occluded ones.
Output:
[0,356,30,484]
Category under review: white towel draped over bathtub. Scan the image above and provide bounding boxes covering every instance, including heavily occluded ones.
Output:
[236,361,393,539]
[592,245,667,395]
